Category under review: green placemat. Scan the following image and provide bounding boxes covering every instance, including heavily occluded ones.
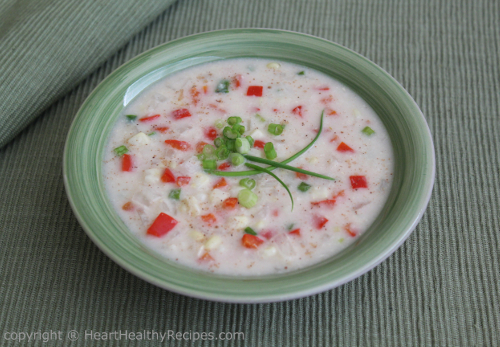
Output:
[1,0,499,346]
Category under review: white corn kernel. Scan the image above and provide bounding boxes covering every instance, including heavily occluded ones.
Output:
[189,230,205,242]
[310,186,329,200]
[191,172,209,188]
[127,132,150,147]
[144,168,162,184]
[266,62,281,69]
[250,129,265,139]
[229,215,249,229]
[262,246,277,257]
[204,235,222,250]
[307,157,319,164]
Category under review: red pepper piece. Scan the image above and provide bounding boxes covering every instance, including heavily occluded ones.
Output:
[329,135,339,143]
[218,162,231,171]
[205,127,218,141]
[292,106,303,117]
[176,176,191,187]
[165,139,191,151]
[122,154,133,172]
[155,126,169,133]
[289,228,301,236]
[344,223,357,237]
[326,108,337,115]
[337,142,355,153]
[222,197,238,210]
[147,212,178,237]
[202,85,208,94]
[213,178,227,189]
[350,175,368,189]
[247,86,263,97]
[161,168,175,183]
[314,215,329,229]
[261,231,273,240]
[232,74,242,88]
[253,140,266,149]
[139,114,160,122]
[242,234,264,249]
[201,213,217,225]
[196,141,209,153]
[171,108,192,120]
[296,171,308,180]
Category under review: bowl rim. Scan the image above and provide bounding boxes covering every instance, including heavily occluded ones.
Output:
[63,28,435,303]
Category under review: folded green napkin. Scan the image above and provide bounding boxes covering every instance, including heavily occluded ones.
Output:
[0,0,176,149]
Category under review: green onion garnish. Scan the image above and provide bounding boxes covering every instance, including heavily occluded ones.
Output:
[298,182,312,192]
[255,114,266,122]
[223,126,238,139]
[202,159,217,171]
[238,189,258,208]
[169,189,181,200]
[215,80,230,93]
[125,115,137,121]
[203,144,216,157]
[227,116,242,125]
[268,123,284,136]
[239,178,256,190]
[362,126,375,136]
[148,132,156,136]
[244,227,257,235]
[297,71,305,75]
[215,145,230,160]
[114,145,128,156]
[245,163,294,211]
[229,153,245,166]
[264,142,277,160]
[287,223,294,231]
[245,155,334,181]
[235,137,251,154]
[215,119,225,129]
[214,137,225,148]
[246,135,255,147]
[226,139,236,152]
[210,111,325,177]
[233,124,245,135]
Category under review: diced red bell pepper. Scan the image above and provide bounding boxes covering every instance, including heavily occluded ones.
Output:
[205,127,218,141]
[122,154,133,172]
[222,197,238,210]
[198,252,214,262]
[213,178,227,189]
[253,140,266,149]
[246,86,263,97]
[313,215,329,229]
[196,141,209,153]
[337,142,355,153]
[350,175,368,189]
[296,171,308,180]
[273,108,279,113]
[176,176,191,187]
[155,126,169,133]
[139,114,160,122]
[292,105,303,117]
[171,108,192,120]
[201,213,217,225]
[261,231,273,240]
[242,234,264,249]
[232,74,242,88]
[326,108,337,116]
[147,213,178,237]
[344,223,357,237]
[289,228,301,236]
[329,135,339,142]
[161,168,175,183]
[311,199,337,208]
[165,139,191,151]
[218,162,231,171]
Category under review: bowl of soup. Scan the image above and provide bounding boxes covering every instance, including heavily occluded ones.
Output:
[64,29,435,303]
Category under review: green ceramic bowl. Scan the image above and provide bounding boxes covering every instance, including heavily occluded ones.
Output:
[64,29,435,303]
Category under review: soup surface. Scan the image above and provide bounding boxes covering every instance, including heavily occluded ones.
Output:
[103,59,393,275]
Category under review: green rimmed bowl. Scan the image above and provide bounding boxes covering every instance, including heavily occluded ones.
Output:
[63,29,435,303]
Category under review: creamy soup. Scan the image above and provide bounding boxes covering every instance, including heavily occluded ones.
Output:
[103,59,393,275]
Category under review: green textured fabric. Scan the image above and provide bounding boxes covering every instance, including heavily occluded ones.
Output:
[1,0,499,346]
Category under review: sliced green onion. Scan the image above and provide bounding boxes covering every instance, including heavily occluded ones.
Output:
[298,182,312,192]
[268,123,284,135]
[202,159,217,170]
[125,115,137,121]
[287,223,295,231]
[215,145,230,160]
[245,155,334,180]
[223,126,238,139]
[227,116,242,125]
[197,153,206,161]
[235,137,251,154]
[203,144,216,156]
[226,139,236,152]
[238,189,258,208]
[210,111,325,177]
[148,132,156,136]
[244,227,257,235]
[215,119,225,129]
[362,126,375,136]
[246,136,255,147]
[229,153,245,166]
[264,142,277,160]
[232,124,245,135]
[297,71,305,75]
[215,80,230,93]
[214,137,225,148]
[239,178,256,190]
[245,163,294,211]
[114,145,128,156]
[255,114,266,122]
[169,189,181,200]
